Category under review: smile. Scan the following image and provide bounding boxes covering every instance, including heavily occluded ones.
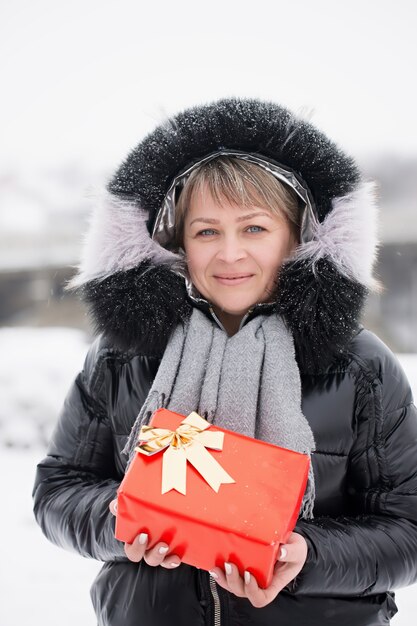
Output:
[214,275,254,286]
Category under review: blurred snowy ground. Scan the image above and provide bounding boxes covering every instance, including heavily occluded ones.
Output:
[0,327,416,625]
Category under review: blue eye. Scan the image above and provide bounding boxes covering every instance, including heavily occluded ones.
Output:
[196,226,265,236]
[247,225,265,233]
[197,229,216,236]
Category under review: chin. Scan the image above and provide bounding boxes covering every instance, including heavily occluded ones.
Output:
[213,303,254,316]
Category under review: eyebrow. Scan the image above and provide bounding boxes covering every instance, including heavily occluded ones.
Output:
[189,212,273,227]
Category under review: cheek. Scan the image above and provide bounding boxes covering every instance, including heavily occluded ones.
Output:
[261,249,286,269]
[185,245,209,279]
[260,244,294,278]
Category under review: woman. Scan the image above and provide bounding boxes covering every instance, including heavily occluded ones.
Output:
[33,98,417,626]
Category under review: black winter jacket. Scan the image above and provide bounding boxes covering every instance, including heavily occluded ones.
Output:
[33,310,417,626]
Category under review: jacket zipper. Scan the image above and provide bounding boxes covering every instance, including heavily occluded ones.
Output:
[209,575,222,626]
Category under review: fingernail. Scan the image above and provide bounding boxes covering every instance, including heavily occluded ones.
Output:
[158,546,169,554]
[170,562,180,567]
[113,501,118,512]
[209,570,218,579]
[244,571,251,585]
[280,546,287,560]
[138,533,148,545]
[224,562,232,575]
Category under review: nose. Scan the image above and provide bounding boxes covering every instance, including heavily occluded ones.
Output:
[215,234,247,264]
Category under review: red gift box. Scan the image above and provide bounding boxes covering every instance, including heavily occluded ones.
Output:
[115,408,309,588]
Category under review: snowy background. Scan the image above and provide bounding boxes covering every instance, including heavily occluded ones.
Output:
[1,0,417,624]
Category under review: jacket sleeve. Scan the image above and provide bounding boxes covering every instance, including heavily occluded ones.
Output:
[293,338,417,596]
[32,335,127,562]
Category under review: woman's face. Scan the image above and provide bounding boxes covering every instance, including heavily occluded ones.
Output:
[183,184,297,321]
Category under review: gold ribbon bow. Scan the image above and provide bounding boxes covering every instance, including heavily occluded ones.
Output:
[135,411,235,495]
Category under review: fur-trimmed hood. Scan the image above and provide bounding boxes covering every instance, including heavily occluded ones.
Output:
[67,97,379,372]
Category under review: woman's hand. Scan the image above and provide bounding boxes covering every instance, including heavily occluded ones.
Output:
[208,532,308,608]
[109,499,182,569]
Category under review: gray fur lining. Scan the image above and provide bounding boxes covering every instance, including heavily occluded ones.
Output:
[67,188,180,289]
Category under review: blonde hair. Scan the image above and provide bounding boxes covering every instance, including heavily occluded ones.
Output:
[173,156,302,249]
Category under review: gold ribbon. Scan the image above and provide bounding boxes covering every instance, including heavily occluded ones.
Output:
[135,411,235,495]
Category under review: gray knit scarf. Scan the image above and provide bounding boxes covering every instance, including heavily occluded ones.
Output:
[123,307,315,519]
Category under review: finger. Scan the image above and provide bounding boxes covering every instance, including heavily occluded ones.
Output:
[278,533,308,564]
[223,562,246,597]
[246,569,289,606]
[246,554,304,607]
[245,590,271,608]
[160,554,182,570]
[143,542,172,567]
[109,499,118,516]
[208,563,243,595]
[242,570,280,609]
[208,567,229,590]
[267,560,304,597]
[124,532,149,563]
[241,570,266,608]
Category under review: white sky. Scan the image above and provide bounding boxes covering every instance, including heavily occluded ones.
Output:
[1,0,416,172]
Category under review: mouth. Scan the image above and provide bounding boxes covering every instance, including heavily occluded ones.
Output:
[214,274,254,285]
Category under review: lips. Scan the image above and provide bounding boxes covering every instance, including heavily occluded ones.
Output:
[214,274,254,286]
[214,274,253,279]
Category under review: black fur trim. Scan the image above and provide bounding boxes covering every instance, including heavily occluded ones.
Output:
[80,263,192,357]
[80,256,366,373]
[276,258,367,373]
[107,98,360,227]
